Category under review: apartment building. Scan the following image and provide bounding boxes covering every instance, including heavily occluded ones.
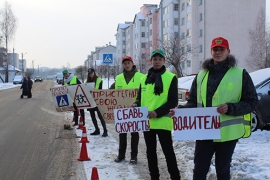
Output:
[115,0,265,75]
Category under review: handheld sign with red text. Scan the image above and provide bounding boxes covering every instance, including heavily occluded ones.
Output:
[51,86,75,112]
[173,107,220,140]
[67,83,96,109]
[114,107,150,133]
[91,89,138,124]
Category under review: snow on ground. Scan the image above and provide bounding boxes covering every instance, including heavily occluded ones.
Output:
[1,80,270,179]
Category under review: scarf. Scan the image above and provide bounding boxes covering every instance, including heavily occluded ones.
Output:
[145,65,166,95]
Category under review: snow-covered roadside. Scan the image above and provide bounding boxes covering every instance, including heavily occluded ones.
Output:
[2,81,270,179]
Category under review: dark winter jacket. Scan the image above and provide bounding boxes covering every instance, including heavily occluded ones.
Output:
[180,55,258,116]
[109,65,138,89]
[28,78,33,89]
[135,65,178,118]
[20,78,29,95]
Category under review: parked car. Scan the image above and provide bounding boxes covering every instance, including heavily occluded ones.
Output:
[57,78,63,85]
[178,75,195,105]
[13,75,23,84]
[34,76,43,82]
[249,68,270,131]
[56,73,63,84]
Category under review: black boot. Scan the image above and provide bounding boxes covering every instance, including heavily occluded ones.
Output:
[90,129,100,135]
[102,130,108,137]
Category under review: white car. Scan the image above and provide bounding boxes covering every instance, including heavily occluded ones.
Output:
[13,75,23,84]
[178,75,196,105]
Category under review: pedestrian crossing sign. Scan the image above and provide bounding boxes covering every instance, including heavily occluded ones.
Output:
[56,95,69,107]
[103,54,113,64]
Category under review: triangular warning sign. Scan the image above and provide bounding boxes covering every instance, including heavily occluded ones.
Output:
[74,85,92,108]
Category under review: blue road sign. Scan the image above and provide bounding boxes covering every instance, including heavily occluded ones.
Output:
[103,54,113,64]
[56,95,69,107]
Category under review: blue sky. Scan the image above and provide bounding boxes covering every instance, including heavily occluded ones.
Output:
[1,0,269,69]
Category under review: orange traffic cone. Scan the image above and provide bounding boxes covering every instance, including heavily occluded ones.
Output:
[91,167,99,180]
[79,126,89,143]
[77,116,84,129]
[77,139,91,161]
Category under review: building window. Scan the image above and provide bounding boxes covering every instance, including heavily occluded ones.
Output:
[187,44,191,51]
[150,29,152,36]
[142,53,146,58]
[164,6,169,14]
[123,40,125,45]
[142,32,145,37]
[181,3,185,11]
[199,29,203,37]
[141,21,145,26]
[187,13,191,22]
[174,32,179,39]
[187,29,192,37]
[123,49,126,53]
[199,0,203,5]
[174,4,179,11]
[181,32,185,39]
[199,45,203,53]
[142,43,146,48]
[122,32,125,36]
[150,18,152,24]
[199,13,203,21]
[181,17,185,25]
[181,62,185,69]
[181,47,185,54]
[187,60,191,67]
[174,18,179,25]
[187,0,192,6]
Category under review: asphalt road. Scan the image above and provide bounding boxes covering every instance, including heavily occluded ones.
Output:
[0,80,86,180]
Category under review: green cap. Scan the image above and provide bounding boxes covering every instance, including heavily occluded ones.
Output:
[151,49,165,57]
[62,70,68,74]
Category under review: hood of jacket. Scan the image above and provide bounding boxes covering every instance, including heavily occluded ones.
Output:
[202,55,237,70]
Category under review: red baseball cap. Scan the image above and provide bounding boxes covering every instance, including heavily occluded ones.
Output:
[211,37,229,49]
[122,56,133,63]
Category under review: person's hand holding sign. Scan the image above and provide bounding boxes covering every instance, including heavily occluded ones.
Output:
[148,111,157,119]
[169,109,176,117]
[130,103,137,107]
[217,103,228,114]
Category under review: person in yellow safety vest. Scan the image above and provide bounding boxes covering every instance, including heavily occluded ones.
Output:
[170,37,258,180]
[110,55,144,165]
[85,68,108,137]
[62,69,85,126]
[131,49,181,180]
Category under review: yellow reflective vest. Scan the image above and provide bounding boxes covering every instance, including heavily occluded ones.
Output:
[141,71,176,131]
[115,72,144,89]
[64,75,78,85]
[95,77,102,90]
[197,67,251,142]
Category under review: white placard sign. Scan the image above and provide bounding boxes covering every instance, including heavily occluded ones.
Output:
[114,107,150,133]
[173,107,220,140]
[51,86,75,112]
[67,83,96,109]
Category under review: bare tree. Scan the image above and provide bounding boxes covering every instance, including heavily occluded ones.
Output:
[75,65,87,82]
[0,1,17,82]
[246,8,270,70]
[157,34,194,77]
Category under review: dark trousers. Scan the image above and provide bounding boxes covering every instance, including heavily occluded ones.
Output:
[118,132,139,159]
[193,139,238,180]
[73,103,85,125]
[89,107,107,131]
[143,130,180,180]
[28,88,32,98]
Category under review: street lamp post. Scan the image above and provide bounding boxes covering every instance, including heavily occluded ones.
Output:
[32,60,36,77]
[21,52,27,76]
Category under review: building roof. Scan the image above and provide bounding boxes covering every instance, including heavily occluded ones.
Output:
[0,65,21,71]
